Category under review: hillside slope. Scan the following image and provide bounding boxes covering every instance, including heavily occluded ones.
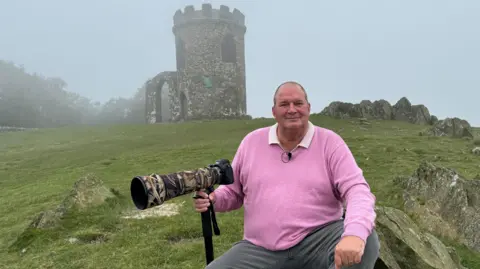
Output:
[0,115,479,268]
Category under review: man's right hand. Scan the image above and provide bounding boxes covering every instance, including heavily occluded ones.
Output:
[193,190,215,213]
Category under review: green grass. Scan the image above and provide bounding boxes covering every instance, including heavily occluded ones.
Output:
[1,115,479,268]
[473,136,480,146]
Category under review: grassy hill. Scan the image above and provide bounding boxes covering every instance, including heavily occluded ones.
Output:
[1,115,479,269]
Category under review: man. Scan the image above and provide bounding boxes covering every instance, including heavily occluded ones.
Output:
[194,81,380,269]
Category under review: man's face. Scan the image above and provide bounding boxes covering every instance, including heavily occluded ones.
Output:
[272,83,311,129]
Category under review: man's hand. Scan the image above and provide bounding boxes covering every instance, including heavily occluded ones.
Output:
[334,235,365,269]
[193,190,215,213]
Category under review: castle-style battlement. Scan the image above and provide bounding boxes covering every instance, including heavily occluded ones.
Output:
[173,4,245,28]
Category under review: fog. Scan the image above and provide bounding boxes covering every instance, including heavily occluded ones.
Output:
[0,60,145,128]
[1,0,479,128]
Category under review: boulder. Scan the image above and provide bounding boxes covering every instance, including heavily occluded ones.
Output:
[320,97,432,125]
[392,97,431,125]
[8,174,117,253]
[374,206,466,269]
[358,117,371,126]
[394,161,480,252]
[29,173,116,229]
[319,101,364,119]
[372,99,395,120]
[425,117,474,138]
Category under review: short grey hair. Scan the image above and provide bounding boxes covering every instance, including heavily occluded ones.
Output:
[273,81,309,105]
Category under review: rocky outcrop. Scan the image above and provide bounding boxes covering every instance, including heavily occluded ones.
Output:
[320,99,392,120]
[394,161,480,252]
[425,117,474,138]
[372,161,480,268]
[320,97,433,125]
[374,206,466,269]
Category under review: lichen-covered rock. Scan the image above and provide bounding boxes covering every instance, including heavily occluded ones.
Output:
[425,117,473,138]
[392,97,431,125]
[320,100,392,120]
[372,99,395,120]
[358,117,371,126]
[429,115,439,125]
[29,174,115,229]
[320,97,432,125]
[63,173,116,210]
[395,161,480,252]
[374,206,466,269]
[8,174,116,253]
[320,99,393,120]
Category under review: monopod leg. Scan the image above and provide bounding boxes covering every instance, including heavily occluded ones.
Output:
[194,187,219,265]
[201,210,214,265]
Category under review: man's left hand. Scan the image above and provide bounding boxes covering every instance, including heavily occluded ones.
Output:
[334,235,365,269]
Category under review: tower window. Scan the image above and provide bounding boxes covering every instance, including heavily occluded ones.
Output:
[221,34,236,63]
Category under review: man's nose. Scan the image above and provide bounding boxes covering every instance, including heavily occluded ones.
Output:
[287,103,297,112]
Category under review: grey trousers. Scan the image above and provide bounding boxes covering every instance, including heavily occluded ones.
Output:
[205,219,380,269]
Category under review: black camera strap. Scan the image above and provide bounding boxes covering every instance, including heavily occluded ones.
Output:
[197,186,220,265]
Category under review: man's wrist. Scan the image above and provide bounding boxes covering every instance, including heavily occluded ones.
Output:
[209,194,216,204]
[342,223,370,243]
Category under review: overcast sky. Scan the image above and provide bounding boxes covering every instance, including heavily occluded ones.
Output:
[1,0,478,126]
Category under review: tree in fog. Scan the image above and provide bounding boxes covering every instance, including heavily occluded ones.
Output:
[0,59,147,128]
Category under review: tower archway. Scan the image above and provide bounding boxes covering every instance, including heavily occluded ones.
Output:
[154,80,172,122]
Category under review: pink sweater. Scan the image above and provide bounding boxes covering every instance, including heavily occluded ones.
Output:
[213,123,376,251]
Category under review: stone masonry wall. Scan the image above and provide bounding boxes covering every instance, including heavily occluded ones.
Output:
[144,4,247,123]
[144,71,178,123]
[172,4,247,120]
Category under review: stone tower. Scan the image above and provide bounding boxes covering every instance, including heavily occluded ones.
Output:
[144,4,247,123]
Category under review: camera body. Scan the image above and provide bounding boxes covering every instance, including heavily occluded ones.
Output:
[208,159,234,185]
